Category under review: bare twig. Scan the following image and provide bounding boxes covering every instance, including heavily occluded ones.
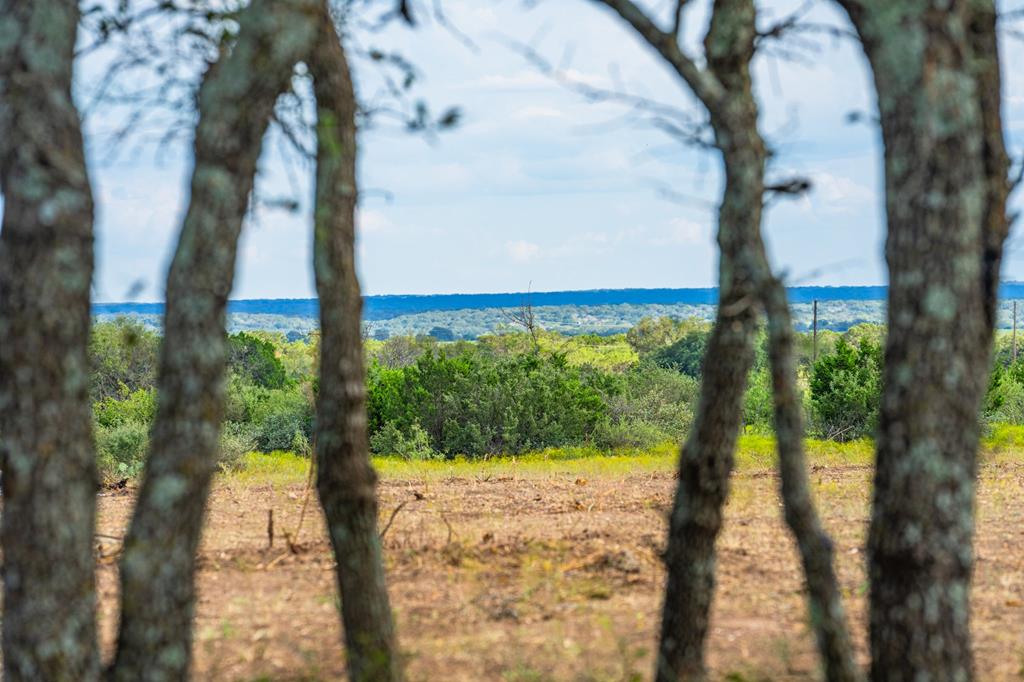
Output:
[379,500,410,540]
[267,509,274,549]
[500,37,714,151]
[500,284,541,349]
[671,0,689,39]
[589,0,725,107]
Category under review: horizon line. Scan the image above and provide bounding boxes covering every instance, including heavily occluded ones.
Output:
[93,282,909,306]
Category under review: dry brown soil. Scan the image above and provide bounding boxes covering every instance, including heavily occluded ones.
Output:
[94,462,1024,681]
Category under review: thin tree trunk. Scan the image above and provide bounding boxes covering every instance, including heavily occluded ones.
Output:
[109,2,320,678]
[589,2,857,678]
[761,277,860,682]
[655,3,766,678]
[309,15,402,682]
[657,277,759,682]
[0,2,101,679]
[835,2,1010,679]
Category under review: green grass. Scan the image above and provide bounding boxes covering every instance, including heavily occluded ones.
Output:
[229,435,876,485]
[981,423,1024,454]
[228,425,1024,486]
[537,334,638,371]
[233,450,311,485]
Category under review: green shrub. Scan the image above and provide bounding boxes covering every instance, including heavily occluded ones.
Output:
[250,385,314,452]
[742,368,775,433]
[96,421,149,480]
[984,362,1024,425]
[593,419,670,450]
[290,429,312,458]
[809,337,882,440]
[597,364,698,448]
[369,422,439,460]
[367,349,608,457]
[228,332,287,389]
[90,318,159,401]
[219,422,256,471]
[652,329,709,378]
[94,387,157,428]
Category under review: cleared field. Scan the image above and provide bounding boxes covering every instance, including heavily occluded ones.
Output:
[94,445,1024,681]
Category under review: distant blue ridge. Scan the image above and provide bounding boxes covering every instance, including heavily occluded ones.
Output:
[93,283,1024,321]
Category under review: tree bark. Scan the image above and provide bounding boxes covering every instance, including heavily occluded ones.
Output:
[835,2,1010,679]
[590,2,856,679]
[109,2,321,679]
[0,2,101,679]
[761,277,860,682]
[588,2,765,679]
[309,15,403,682]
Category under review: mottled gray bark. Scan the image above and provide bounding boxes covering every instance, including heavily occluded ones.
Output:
[835,2,1010,680]
[0,2,101,679]
[587,2,761,679]
[109,2,321,679]
[761,278,859,682]
[310,16,403,682]
[590,1,856,679]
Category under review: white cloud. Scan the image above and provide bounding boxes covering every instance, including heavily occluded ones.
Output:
[357,208,394,234]
[463,68,608,93]
[513,106,566,120]
[505,239,541,263]
[464,71,550,91]
[812,171,873,204]
[650,218,708,245]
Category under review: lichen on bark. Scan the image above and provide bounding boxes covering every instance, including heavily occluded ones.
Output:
[835,2,1010,679]
[589,2,858,680]
[108,2,321,679]
[0,1,101,679]
[309,9,403,680]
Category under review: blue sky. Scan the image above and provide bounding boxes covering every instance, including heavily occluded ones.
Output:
[54,1,1024,301]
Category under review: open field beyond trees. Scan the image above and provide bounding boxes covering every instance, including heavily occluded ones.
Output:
[93,439,1024,681]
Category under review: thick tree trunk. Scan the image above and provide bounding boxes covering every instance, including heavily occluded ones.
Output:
[0,2,101,679]
[109,3,320,679]
[835,2,1009,679]
[761,278,859,682]
[309,17,403,682]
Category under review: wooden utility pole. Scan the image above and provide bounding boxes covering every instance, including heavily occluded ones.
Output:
[812,299,819,362]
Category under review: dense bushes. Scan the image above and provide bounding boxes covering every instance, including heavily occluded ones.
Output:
[367,350,610,457]
[94,387,156,478]
[91,324,316,479]
[597,364,699,448]
[228,332,287,389]
[96,420,150,479]
[85,313,1024,479]
[809,337,882,440]
[652,330,709,378]
[89,318,159,401]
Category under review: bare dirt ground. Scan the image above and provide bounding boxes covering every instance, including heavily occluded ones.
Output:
[94,461,1024,681]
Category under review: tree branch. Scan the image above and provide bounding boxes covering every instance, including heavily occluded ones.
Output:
[671,0,689,39]
[588,0,725,108]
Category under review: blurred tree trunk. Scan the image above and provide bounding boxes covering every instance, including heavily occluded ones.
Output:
[590,2,856,679]
[761,277,860,682]
[585,1,764,678]
[0,1,101,679]
[309,15,403,682]
[835,2,1010,679]
[109,2,321,679]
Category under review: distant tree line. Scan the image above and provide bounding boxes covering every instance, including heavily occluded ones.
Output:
[87,315,1024,480]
